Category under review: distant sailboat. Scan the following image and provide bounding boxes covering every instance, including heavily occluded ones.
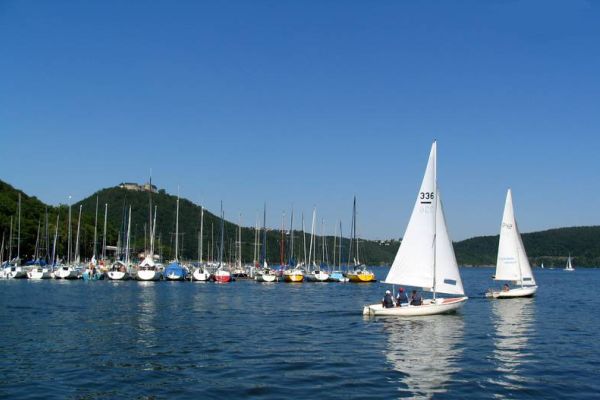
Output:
[565,254,575,271]
[347,197,375,283]
[487,189,537,298]
[363,141,468,316]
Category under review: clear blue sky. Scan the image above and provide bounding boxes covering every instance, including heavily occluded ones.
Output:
[1,0,599,240]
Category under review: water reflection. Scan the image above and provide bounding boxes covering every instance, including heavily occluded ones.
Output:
[136,283,157,349]
[491,298,535,390]
[383,315,465,399]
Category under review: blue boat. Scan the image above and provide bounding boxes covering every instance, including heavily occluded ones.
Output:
[164,262,188,281]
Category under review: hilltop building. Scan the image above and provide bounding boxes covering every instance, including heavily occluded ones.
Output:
[119,182,158,193]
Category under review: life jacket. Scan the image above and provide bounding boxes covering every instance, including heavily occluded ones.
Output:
[383,294,395,308]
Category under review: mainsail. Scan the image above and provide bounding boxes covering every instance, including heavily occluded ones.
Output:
[385,141,464,296]
[495,189,535,285]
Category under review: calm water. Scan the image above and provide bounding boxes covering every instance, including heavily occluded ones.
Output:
[1,268,599,399]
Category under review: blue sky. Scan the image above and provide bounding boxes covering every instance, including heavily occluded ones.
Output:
[1,0,599,240]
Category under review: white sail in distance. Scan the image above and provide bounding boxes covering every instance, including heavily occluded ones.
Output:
[495,189,536,285]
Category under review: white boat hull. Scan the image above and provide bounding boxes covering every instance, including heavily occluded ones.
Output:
[136,269,161,281]
[107,271,129,280]
[255,273,277,282]
[192,269,210,281]
[486,286,537,298]
[363,297,468,317]
[28,269,51,279]
[306,272,330,282]
[54,267,80,279]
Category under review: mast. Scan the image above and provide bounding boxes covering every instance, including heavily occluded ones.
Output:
[219,201,224,267]
[102,203,108,260]
[125,205,132,266]
[67,197,72,265]
[280,211,285,266]
[74,205,82,264]
[199,206,204,263]
[432,140,438,300]
[261,203,267,266]
[17,193,21,262]
[289,207,294,265]
[175,190,180,261]
[302,212,307,266]
[93,196,99,258]
[52,215,59,266]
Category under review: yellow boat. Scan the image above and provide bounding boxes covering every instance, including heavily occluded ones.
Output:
[347,268,376,283]
[283,269,304,282]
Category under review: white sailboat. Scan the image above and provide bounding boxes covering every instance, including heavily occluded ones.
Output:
[108,205,132,280]
[363,141,468,316]
[192,206,211,281]
[136,185,161,281]
[487,189,537,298]
[564,254,575,271]
[306,209,329,282]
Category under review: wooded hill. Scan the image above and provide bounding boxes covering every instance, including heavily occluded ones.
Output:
[1,179,598,266]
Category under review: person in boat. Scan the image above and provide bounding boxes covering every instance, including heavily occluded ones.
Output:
[410,290,423,306]
[502,283,510,292]
[382,290,395,308]
[395,287,409,306]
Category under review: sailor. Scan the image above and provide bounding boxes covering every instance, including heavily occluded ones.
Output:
[396,287,409,306]
[382,290,395,308]
[410,290,423,306]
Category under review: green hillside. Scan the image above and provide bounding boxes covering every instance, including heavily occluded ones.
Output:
[1,179,598,267]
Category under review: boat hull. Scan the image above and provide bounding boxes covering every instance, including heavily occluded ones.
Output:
[136,269,161,281]
[347,272,376,283]
[28,269,51,279]
[255,273,277,282]
[107,271,130,280]
[214,271,232,283]
[283,273,304,283]
[305,272,330,282]
[192,270,210,281]
[363,297,468,317]
[486,286,537,298]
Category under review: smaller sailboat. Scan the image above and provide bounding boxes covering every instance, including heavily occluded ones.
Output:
[192,207,211,281]
[108,205,132,280]
[486,189,537,298]
[363,141,468,316]
[213,202,232,283]
[164,193,188,281]
[346,197,375,283]
[564,254,575,271]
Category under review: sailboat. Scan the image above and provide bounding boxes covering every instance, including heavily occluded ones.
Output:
[136,183,162,281]
[108,205,132,280]
[305,210,329,282]
[213,202,232,283]
[283,208,304,283]
[255,204,277,282]
[164,192,188,281]
[4,195,28,279]
[192,206,211,281]
[346,197,375,283]
[564,254,575,271]
[487,189,537,298]
[363,141,468,316]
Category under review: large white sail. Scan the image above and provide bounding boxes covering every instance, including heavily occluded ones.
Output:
[385,142,436,289]
[495,189,535,285]
[434,191,465,295]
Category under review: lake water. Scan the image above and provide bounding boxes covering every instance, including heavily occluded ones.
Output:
[1,268,598,399]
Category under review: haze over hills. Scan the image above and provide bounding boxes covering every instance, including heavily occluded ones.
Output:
[1,179,599,266]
